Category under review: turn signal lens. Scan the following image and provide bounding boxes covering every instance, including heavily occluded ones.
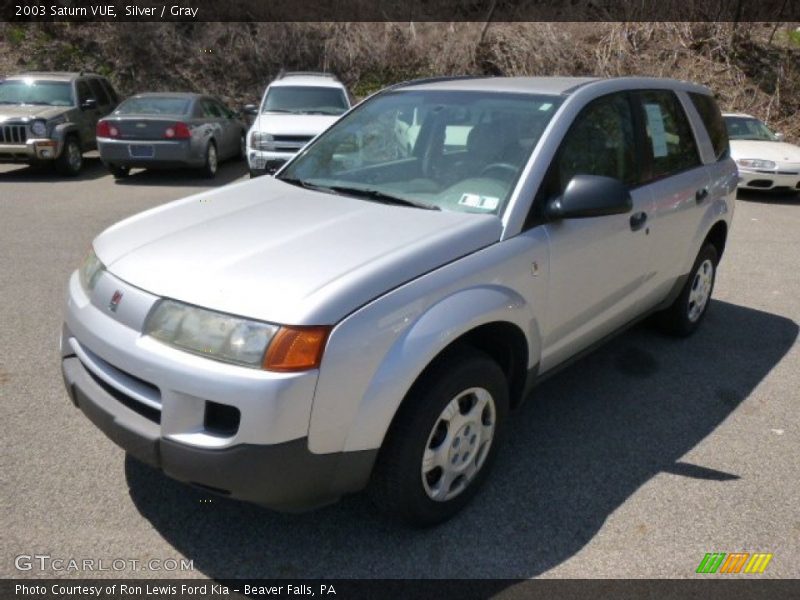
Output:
[263,326,331,372]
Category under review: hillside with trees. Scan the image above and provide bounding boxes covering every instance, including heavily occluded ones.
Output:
[2,21,798,140]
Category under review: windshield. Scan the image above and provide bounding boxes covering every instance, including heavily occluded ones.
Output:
[724,116,777,141]
[0,80,73,106]
[263,86,349,115]
[115,96,191,115]
[278,90,562,215]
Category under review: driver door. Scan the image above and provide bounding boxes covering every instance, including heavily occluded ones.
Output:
[535,92,654,371]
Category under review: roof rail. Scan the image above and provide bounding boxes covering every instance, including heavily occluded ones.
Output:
[277,70,339,81]
[388,75,490,90]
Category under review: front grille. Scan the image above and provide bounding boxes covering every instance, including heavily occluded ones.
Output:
[84,366,161,423]
[272,135,313,143]
[0,124,27,144]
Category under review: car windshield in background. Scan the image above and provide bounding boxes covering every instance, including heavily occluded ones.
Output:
[0,80,73,106]
[723,116,777,141]
[279,90,562,216]
[115,96,192,115]
[263,86,348,115]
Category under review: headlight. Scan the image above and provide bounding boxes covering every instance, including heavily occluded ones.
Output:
[78,249,104,293]
[250,131,275,151]
[736,159,777,170]
[144,299,331,371]
[31,120,47,137]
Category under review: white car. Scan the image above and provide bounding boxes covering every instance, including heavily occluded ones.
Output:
[244,71,350,176]
[723,113,800,193]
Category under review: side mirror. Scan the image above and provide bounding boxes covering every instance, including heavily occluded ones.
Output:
[81,98,98,111]
[243,104,259,117]
[545,174,632,220]
[774,132,785,141]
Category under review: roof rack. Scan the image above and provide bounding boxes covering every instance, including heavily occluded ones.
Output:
[276,70,339,81]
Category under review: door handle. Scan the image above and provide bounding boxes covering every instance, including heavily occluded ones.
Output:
[696,187,709,203]
[629,211,648,232]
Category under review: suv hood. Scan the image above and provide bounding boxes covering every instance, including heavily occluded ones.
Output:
[94,177,502,325]
[0,104,70,122]
[253,113,341,136]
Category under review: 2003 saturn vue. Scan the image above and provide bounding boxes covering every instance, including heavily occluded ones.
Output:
[61,76,737,525]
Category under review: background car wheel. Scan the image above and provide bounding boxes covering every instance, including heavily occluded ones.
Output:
[55,136,83,176]
[368,347,509,527]
[239,134,247,160]
[656,243,719,337]
[202,142,218,178]
[109,165,130,179]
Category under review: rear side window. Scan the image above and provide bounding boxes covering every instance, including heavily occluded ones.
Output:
[202,99,223,118]
[689,92,729,160]
[100,78,119,105]
[87,78,110,106]
[554,92,639,190]
[637,91,701,179]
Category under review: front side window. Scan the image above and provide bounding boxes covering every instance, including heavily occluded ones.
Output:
[263,86,349,116]
[637,90,701,179]
[87,78,110,106]
[76,81,94,105]
[279,90,563,215]
[553,92,638,192]
[723,116,777,142]
[0,79,73,106]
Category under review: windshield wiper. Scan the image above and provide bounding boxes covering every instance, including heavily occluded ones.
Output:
[263,109,296,114]
[328,186,441,211]
[278,177,338,194]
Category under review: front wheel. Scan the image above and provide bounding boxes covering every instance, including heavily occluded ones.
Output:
[202,142,218,178]
[369,348,509,526]
[55,136,83,176]
[656,243,719,337]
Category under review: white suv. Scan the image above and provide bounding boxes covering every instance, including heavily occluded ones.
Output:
[245,71,350,176]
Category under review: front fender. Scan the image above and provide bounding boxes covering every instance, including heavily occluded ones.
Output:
[308,284,537,454]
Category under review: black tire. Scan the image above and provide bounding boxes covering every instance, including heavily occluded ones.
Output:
[202,141,218,179]
[55,136,83,176]
[656,243,719,337]
[109,164,130,179]
[239,133,247,160]
[368,347,509,527]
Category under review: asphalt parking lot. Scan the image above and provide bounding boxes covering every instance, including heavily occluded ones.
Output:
[1,157,798,581]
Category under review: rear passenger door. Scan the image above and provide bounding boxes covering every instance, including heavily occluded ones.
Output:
[201,99,232,157]
[535,92,653,371]
[631,90,710,308]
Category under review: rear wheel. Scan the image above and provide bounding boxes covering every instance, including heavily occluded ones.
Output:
[369,348,509,526]
[55,136,83,176]
[656,243,718,337]
[202,141,218,178]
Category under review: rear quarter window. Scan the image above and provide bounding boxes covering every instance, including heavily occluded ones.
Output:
[689,92,729,161]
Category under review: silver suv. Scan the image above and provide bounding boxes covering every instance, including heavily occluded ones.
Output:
[61,76,736,525]
[0,72,119,175]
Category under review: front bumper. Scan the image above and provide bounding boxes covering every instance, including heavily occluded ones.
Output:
[62,357,375,510]
[0,138,62,162]
[247,148,295,175]
[738,167,800,191]
[61,270,376,510]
